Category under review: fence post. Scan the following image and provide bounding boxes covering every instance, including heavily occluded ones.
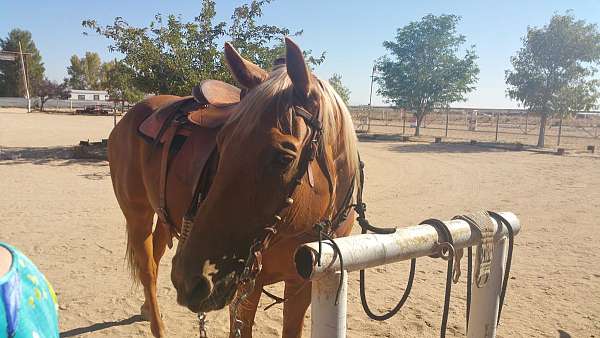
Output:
[311,271,347,338]
[557,115,563,146]
[524,111,529,135]
[445,110,449,137]
[402,112,406,135]
[495,112,500,142]
[467,236,508,338]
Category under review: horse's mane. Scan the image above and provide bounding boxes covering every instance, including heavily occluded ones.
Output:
[226,66,360,189]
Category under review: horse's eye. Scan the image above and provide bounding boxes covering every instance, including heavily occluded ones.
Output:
[273,151,296,170]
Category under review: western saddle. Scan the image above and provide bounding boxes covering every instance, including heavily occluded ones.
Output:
[137,80,242,238]
[138,80,241,142]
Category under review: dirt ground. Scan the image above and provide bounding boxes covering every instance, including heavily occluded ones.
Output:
[1,109,599,337]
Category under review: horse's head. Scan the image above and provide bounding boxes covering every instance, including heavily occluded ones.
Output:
[171,38,358,313]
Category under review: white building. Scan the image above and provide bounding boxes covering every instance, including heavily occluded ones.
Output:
[69,89,110,101]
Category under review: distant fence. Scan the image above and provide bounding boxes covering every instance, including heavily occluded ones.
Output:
[349,106,600,150]
[0,97,129,110]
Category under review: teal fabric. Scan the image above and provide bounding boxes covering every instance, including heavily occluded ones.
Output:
[0,243,58,338]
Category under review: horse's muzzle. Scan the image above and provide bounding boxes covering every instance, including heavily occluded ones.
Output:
[179,271,238,313]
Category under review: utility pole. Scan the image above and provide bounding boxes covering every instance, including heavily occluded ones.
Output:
[368,64,376,106]
[18,41,31,113]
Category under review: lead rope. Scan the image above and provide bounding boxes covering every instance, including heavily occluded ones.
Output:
[354,157,418,320]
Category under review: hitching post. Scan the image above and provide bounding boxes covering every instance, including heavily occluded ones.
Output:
[296,212,520,338]
[311,271,348,337]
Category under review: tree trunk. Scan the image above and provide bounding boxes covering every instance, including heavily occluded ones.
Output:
[414,113,425,136]
[537,113,547,148]
[40,97,46,112]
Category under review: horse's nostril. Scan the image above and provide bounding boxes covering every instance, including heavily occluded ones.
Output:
[188,277,211,303]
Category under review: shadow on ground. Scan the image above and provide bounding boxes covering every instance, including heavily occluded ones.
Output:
[60,315,145,337]
[558,329,572,338]
[386,142,515,154]
[0,145,107,166]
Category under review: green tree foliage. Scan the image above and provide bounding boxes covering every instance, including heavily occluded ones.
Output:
[36,79,68,111]
[101,60,144,104]
[506,13,600,147]
[328,73,351,104]
[82,0,324,96]
[376,14,479,136]
[227,0,325,71]
[65,52,104,90]
[0,29,45,97]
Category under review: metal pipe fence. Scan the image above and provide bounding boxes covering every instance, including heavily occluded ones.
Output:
[350,106,600,150]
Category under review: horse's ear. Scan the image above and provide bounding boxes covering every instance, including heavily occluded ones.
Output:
[224,42,268,89]
[285,37,311,101]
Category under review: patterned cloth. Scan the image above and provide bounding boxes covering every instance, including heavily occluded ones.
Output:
[0,243,59,338]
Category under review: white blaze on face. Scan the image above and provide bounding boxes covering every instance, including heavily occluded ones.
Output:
[203,260,218,278]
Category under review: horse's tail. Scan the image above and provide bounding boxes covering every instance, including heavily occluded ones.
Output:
[125,223,142,287]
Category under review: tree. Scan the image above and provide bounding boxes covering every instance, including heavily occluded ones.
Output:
[82,0,324,96]
[226,0,325,72]
[36,78,68,111]
[506,13,600,147]
[328,73,351,104]
[376,14,479,136]
[0,29,45,97]
[65,52,104,90]
[101,60,144,104]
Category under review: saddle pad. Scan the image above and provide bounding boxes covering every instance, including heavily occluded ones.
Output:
[138,97,198,142]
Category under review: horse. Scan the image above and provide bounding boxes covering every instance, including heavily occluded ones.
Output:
[109,37,359,338]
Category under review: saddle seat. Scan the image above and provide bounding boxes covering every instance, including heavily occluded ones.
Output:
[138,80,241,142]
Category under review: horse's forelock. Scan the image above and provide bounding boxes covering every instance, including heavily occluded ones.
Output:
[224,67,360,189]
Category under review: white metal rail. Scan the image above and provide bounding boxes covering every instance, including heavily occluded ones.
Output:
[294,212,521,338]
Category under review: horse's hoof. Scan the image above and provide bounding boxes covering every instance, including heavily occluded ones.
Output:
[140,304,152,321]
[151,325,167,338]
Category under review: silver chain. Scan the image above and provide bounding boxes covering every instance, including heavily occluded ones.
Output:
[198,312,208,338]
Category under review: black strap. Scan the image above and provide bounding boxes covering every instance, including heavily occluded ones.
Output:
[487,211,514,325]
[420,218,455,338]
[354,157,396,234]
[359,258,416,321]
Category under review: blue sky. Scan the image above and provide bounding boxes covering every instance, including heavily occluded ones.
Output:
[1,0,599,107]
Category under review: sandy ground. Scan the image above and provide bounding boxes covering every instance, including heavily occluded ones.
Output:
[1,109,599,337]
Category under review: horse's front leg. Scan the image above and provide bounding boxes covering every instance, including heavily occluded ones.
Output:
[282,279,311,338]
[229,279,263,338]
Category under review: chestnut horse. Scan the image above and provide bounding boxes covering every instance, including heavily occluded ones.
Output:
[109,37,359,337]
